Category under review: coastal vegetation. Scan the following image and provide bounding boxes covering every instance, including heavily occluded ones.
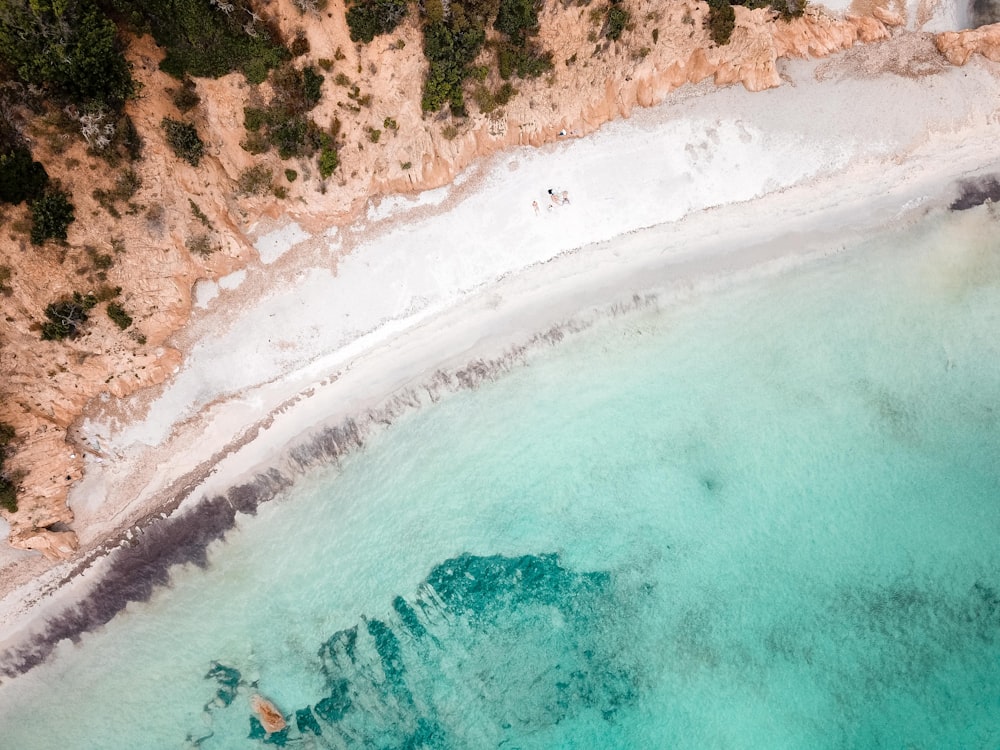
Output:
[161,117,205,166]
[29,188,76,244]
[707,0,807,45]
[0,422,17,513]
[241,62,340,179]
[99,0,288,83]
[0,0,134,111]
[419,0,552,114]
[345,0,409,43]
[106,301,133,329]
[41,292,97,341]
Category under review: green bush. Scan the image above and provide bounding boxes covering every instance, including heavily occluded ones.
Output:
[241,65,325,159]
[496,41,552,79]
[0,0,134,109]
[606,3,629,40]
[495,0,539,42]
[106,301,132,329]
[290,30,310,57]
[30,188,76,245]
[41,291,96,340]
[0,477,16,513]
[302,66,325,108]
[707,0,735,45]
[285,168,298,182]
[161,117,204,166]
[345,0,409,43]
[0,422,14,513]
[103,0,289,83]
[319,146,339,178]
[419,0,552,113]
[172,76,201,112]
[0,146,49,205]
[768,0,806,18]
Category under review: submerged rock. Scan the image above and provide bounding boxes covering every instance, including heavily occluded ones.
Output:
[250,694,286,734]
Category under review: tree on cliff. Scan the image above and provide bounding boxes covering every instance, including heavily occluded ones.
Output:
[0,0,134,110]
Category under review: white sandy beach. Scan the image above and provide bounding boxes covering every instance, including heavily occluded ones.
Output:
[2,16,1000,658]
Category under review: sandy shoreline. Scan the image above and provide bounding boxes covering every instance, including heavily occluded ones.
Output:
[3,36,1000,674]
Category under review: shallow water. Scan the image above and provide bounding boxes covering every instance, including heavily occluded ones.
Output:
[2,204,999,749]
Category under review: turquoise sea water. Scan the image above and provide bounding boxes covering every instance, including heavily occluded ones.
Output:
[1,204,1000,749]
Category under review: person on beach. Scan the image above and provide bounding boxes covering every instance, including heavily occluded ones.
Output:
[561,190,570,205]
[532,200,540,215]
[548,189,561,207]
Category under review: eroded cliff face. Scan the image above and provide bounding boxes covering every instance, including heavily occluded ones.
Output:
[0,0,911,560]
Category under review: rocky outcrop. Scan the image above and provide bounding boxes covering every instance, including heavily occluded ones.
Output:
[935,22,1000,65]
[251,695,287,734]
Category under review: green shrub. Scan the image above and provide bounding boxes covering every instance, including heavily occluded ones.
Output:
[105,0,289,83]
[285,168,298,182]
[497,41,552,79]
[319,146,339,178]
[383,116,398,131]
[172,76,201,112]
[41,291,96,340]
[0,0,134,109]
[606,3,629,40]
[0,422,16,513]
[161,117,204,166]
[367,127,381,143]
[106,301,132,329]
[290,30,311,57]
[495,0,540,42]
[345,0,409,43]
[302,66,325,108]
[707,0,735,45]
[0,476,16,513]
[419,0,552,112]
[241,66,325,159]
[30,188,76,245]
[0,146,49,205]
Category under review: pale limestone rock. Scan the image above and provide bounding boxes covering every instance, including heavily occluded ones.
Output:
[9,529,79,561]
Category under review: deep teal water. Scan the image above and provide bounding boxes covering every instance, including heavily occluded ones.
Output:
[1,205,999,749]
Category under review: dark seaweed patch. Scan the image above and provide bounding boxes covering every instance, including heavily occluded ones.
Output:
[295,707,322,735]
[950,176,1000,211]
[229,553,645,747]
